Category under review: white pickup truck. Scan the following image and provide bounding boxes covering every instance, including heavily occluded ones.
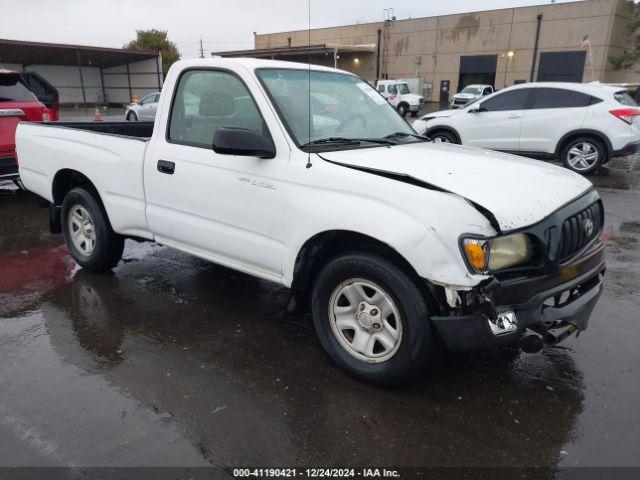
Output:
[17,58,605,385]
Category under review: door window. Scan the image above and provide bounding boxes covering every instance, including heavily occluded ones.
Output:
[168,69,268,148]
[388,85,398,95]
[378,85,385,93]
[532,88,595,109]
[480,89,532,111]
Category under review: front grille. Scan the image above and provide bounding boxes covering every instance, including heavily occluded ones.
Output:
[557,201,603,261]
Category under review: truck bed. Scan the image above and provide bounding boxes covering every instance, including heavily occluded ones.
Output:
[43,121,154,139]
[16,120,153,238]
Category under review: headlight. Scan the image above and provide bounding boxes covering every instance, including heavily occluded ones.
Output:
[461,233,532,273]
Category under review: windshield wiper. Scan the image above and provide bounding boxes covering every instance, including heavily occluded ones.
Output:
[384,131,430,142]
[300,137,398,149]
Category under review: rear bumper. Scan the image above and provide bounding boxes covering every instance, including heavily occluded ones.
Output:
[431,240,605,352]
[612,139,640,158]
[0,156,19,181]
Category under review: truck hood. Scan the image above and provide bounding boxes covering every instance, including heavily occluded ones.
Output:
[403,94,423,103]
[453,93,476,100]
[320,142,593,232]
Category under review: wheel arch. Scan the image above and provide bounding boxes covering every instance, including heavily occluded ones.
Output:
[51,169,110,234]
[426,125,461,144]
[555,129,612,158]
[287,229,439,314]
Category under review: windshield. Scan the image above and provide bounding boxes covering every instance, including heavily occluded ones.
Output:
[257,69,414,147]
[397,83,410,95]
[461,86,482,95]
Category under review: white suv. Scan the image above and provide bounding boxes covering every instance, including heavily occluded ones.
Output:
[413,82,640,175]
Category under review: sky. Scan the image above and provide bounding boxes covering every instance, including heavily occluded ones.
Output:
[0,0,579,59]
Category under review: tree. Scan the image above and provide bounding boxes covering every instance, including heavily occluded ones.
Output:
[609,1,640,70]
[124,29,180,76]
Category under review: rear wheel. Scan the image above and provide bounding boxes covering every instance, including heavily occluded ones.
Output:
[62,187,124,272]
[127,111,138,122]
[561,137,606,175]
[311,253,433,386]
[429,130,458,144]
[397,103,408,117]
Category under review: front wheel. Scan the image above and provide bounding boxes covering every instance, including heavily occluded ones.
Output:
[126,111,138,122]
[396,104,408,117]
[561,137,606,175]
[311,253,433,386]
[429,130,458,144]
[62,187,124,272]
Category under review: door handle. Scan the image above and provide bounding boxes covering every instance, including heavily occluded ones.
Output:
[508,113,523,119]
[157,160,175,175]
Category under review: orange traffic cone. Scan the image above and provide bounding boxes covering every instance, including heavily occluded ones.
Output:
[94,106,103,122]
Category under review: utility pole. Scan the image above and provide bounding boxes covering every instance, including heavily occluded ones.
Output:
[199,39,205,59]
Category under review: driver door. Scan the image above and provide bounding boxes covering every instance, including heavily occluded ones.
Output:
[461,88,533,151]
[144,69,288,279]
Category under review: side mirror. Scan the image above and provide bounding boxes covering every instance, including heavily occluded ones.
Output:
[213,127,276,159]
[468,104,487,113]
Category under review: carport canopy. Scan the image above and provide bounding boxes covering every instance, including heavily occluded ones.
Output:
[0,38,158,68]
[217,43,375,59]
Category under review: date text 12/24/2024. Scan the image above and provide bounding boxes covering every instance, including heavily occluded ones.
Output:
[233,468,401,478]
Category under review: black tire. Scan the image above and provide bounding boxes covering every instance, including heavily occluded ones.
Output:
[561,136,606,175]
[61,187,124,272]
[127,111,138,122]
[429,130,458,144]
[397,103,408,117]
[410,111,418,118]
[311,253,433,386]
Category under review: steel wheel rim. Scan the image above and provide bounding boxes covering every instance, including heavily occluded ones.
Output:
[567,142,599,171]
[67,204,96,257]
[328,278,403,363]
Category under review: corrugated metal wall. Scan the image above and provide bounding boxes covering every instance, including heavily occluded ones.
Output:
[2,56,163,105]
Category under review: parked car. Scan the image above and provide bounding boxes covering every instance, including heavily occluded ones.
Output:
[451,84,493,108]
[125,92,160,121]
[20,71,60,121]
[376,79,424,117]
[17,58,605,385]
[1,68,52,185]
[413,81,640,175]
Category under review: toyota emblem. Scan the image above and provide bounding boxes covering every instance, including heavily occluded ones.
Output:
[583,218,594,237]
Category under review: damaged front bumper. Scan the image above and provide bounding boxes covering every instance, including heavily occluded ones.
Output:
[430,238,605,352]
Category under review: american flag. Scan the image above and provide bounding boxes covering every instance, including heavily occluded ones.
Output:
[580,34,591,48]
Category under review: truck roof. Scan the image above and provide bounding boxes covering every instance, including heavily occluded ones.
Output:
[170,57,354,76]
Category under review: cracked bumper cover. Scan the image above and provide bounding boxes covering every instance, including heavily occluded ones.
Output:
[430,239,605,352]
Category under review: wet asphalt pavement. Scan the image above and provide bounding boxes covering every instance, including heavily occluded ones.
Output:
[0,155,639,474]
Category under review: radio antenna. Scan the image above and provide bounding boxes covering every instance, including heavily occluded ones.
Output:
[306,0,313,169]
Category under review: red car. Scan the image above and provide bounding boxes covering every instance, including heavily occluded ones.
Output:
[1,68,53,185]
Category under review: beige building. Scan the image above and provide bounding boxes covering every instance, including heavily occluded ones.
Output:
[218,0,639,103]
